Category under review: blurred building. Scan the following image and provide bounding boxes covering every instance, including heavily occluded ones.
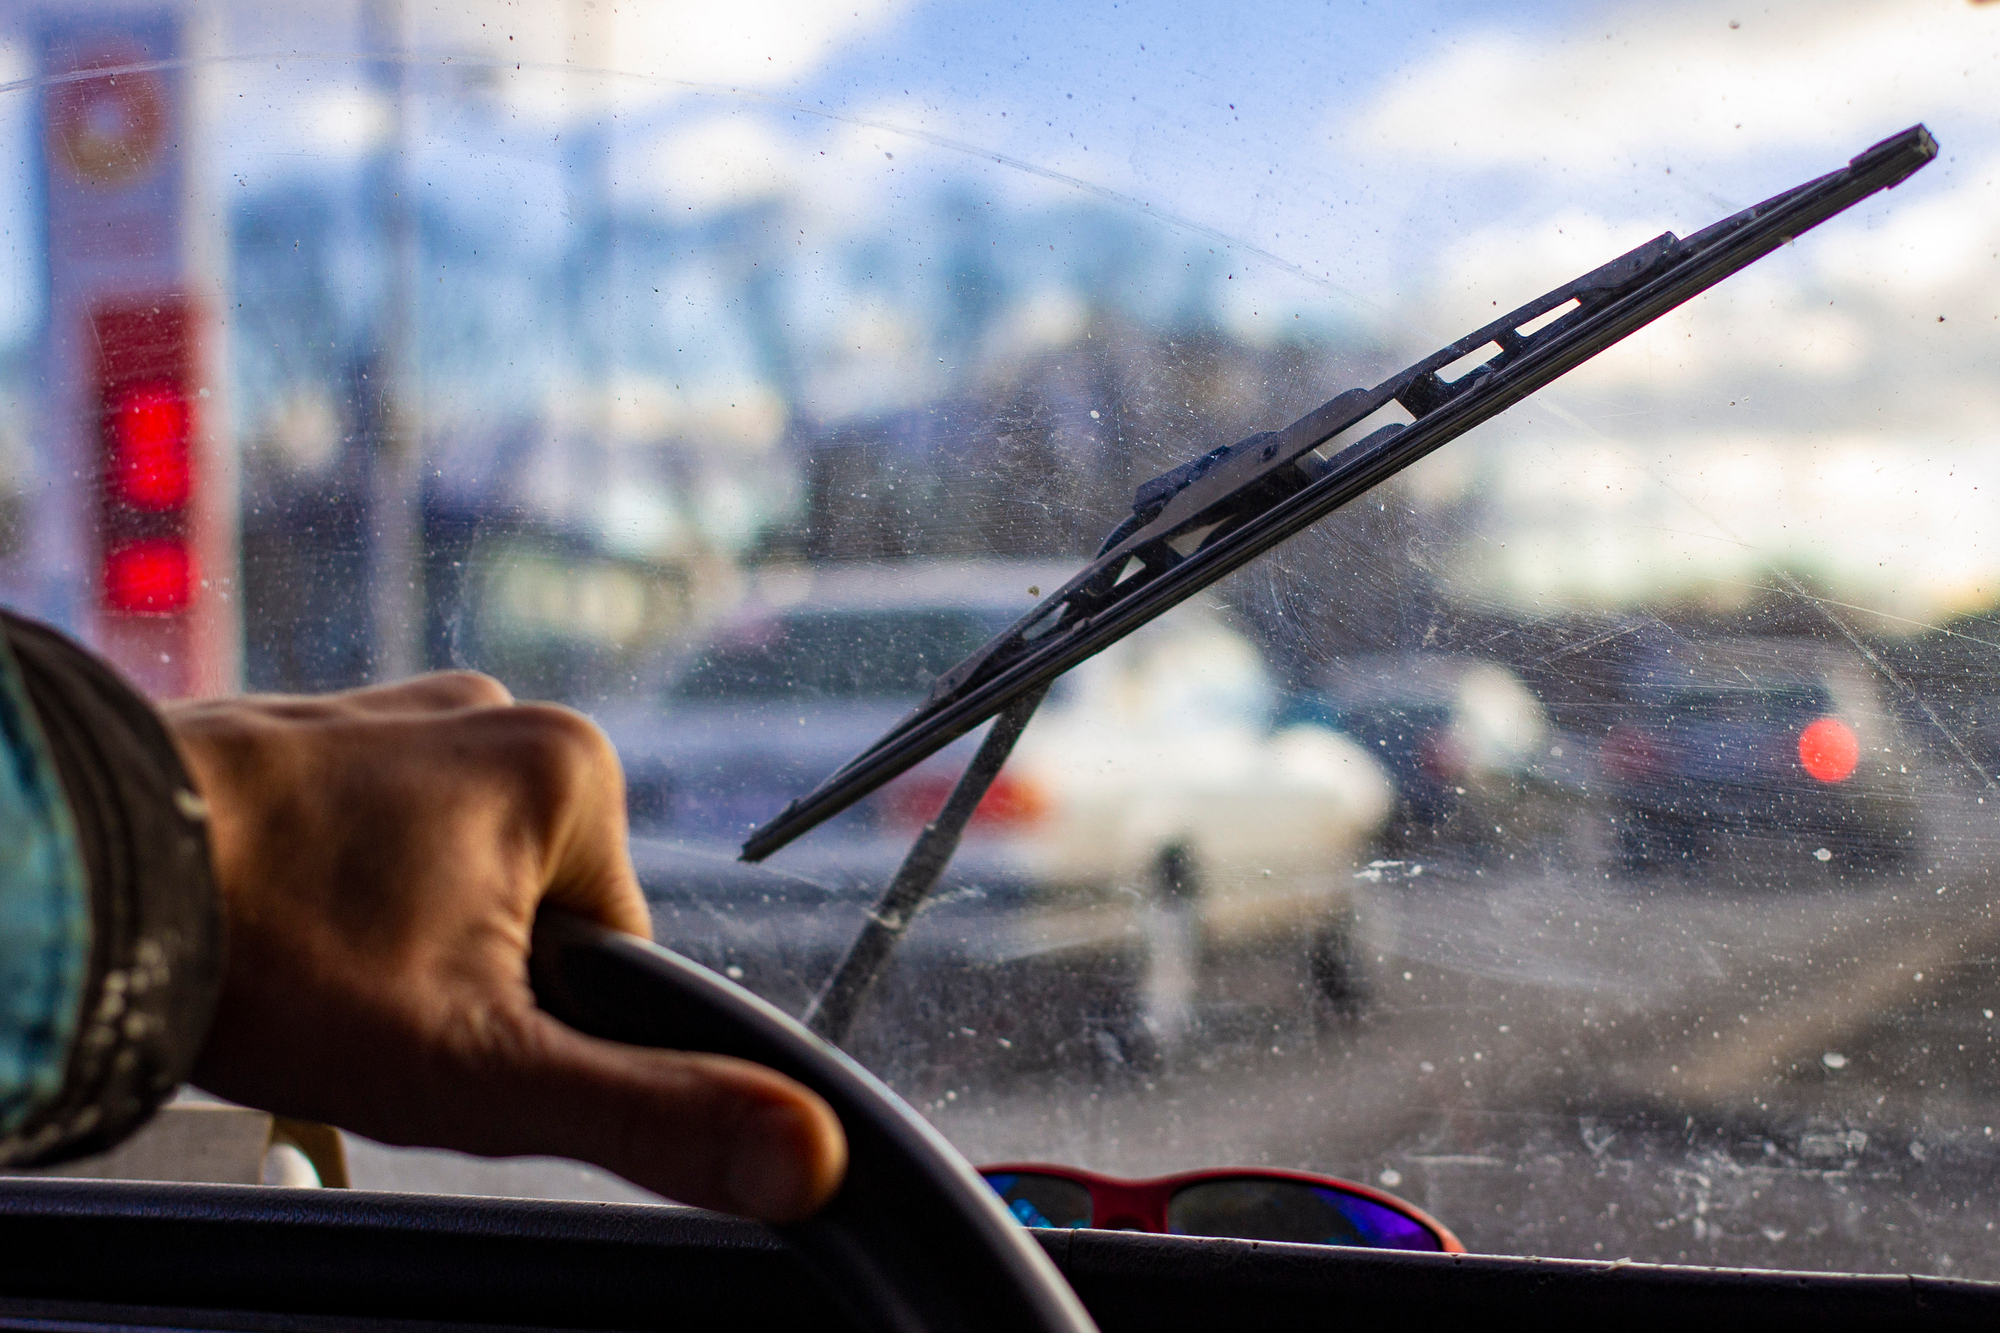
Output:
[791,315,1457,690]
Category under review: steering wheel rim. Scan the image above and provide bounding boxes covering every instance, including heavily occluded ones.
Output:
[529,907,1099,1333]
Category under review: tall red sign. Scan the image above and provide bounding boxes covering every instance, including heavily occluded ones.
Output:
[30,12,236,699]
[92,299,198,617]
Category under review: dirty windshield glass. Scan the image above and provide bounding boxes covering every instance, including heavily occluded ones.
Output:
[4,0,1999,1279]
[670,610,1002,701]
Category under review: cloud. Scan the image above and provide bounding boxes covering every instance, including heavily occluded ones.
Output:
[1313,0,2000,620]
[1353,0,1990,174]
[1462,432,2000,619]
[647,114,795,210]
[406,0,912,119]
[1811,165,2000,298]
[304,85,393,156]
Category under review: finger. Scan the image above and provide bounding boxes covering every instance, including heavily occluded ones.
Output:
[487,1011,848,1222]
[170,674,517,727]
[328,671,516,715]
[539,848,652,941]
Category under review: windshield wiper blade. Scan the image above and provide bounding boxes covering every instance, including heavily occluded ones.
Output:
[744,124,1937,863]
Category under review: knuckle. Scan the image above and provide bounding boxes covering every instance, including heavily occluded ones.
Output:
[426,670,515,708]
[511,704,622,787]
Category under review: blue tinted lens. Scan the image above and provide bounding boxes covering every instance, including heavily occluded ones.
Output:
[1166,1178,1440,1251]
[1319,1187,1437,1250]
[981,1172,1094,1229]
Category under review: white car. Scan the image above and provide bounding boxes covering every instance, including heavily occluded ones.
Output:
[597,560,1394,1057]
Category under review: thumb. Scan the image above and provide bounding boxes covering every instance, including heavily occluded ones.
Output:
[492,1010,848,1222]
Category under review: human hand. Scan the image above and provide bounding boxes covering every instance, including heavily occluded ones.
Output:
[160,673,847,1222]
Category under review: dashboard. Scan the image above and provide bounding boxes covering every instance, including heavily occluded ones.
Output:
[0,1180,1990,1331]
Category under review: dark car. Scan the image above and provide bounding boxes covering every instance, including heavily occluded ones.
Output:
[1601,638,1925,872]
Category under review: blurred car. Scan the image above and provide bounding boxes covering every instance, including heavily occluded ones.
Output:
[1599,637,1925,872]
[1278,655,1566,859]
[595,559,1395,1053]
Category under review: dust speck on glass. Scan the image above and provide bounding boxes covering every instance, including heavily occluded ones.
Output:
[2,0,1996,1277]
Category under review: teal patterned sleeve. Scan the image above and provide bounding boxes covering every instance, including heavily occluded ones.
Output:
[0,634,92,1140]
[0,611,222,1166]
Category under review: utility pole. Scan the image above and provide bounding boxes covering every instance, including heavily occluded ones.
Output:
[364,0,423,681]
[564,0,613,498]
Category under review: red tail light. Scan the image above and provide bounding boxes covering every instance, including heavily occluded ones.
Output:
[1799,716,1859,783]
[886,770,1051,831]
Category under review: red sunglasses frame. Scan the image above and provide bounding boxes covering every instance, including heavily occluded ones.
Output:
[978,1162,1466,1252]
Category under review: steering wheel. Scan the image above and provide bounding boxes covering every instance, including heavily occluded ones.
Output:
[529,908,1100,1333]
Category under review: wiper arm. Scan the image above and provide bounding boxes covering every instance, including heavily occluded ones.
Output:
[803,685,1048,1041]
[746,124,1937,864]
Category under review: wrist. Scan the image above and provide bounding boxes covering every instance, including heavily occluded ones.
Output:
[0,611,227,1163]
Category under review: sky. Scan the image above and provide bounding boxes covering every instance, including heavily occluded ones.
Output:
[0,0,1995,623]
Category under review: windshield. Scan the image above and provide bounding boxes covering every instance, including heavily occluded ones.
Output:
[4,0,1998,1281]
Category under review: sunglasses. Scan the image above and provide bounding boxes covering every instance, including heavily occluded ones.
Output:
[978,1163,1463,1253]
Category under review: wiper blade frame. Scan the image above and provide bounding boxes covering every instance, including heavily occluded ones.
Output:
[743,124,1937,863]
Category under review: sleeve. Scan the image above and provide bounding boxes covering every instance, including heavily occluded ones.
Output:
[0,609,224,1166]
